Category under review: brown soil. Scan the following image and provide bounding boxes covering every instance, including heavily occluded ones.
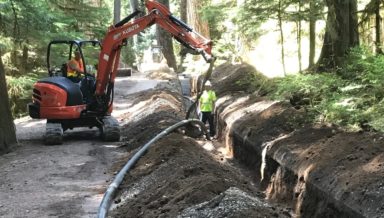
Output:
[108,66,292,217]
[111,134,271,217]
[210,62,384,217]
[5,61,383,218]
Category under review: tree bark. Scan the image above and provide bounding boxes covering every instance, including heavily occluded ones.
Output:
[186,0,210,38]
[297,1,302,72]
[308,0,316,68]
[375,0,382,54]
[114,0,121,24]
[0,49,17,154]
[156,0,177,71]
[10,0,19,74]
[317,0,359,70]
[278,0,286,76]
[129,0,140,68]
[130,0,139,11]
[178,0,188,72]
[22,44,28,72]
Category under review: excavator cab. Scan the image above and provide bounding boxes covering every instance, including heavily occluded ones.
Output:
[46,40,100,103]
[47,40,100,78]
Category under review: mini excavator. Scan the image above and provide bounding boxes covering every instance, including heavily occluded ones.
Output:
[28,0,213,145]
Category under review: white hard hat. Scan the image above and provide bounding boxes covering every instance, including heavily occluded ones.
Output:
[205,80,212,86]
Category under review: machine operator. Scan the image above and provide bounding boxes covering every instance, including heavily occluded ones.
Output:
[67,50,84,83]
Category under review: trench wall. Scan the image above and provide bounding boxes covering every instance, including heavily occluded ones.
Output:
[216,94,384,218]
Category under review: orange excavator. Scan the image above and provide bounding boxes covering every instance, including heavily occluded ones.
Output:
[28,0,213,145]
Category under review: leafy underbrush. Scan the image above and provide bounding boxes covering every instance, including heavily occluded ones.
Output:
[6,73,40,118]
[266,47,384,132]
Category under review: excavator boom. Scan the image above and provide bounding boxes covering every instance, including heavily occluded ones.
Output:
[28,0,213,145]
[94,0,213,111]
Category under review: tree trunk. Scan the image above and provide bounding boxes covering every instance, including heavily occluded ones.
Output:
[317,0,359,70]
[114,0,121,24]
[178,0,188,72]
[375,0,382,54]
[186,0,210,38]
[278,0,286,76]
[130,0,139,11]
[0,49,17,154]
[22,44,28,72]
[10,0,19,74]
[297,1,302,72]
[156,0,177,71]
[308,0,316,68]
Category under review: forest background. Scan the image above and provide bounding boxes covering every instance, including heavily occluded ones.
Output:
[1,0,384,134]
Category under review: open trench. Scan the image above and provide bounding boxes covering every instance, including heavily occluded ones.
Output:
[208,63,384,218]
[108,63,384,218]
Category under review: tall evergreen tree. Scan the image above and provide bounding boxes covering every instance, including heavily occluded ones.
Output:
[156,0,177,71]
[0,48,17,154]
[317,0,359,70]
[114,0,121,24]
[361,0,384,54]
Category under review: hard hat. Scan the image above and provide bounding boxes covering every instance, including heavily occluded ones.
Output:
[205,81,212,86]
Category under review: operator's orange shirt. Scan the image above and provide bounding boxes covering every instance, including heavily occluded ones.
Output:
[67,59,84,77]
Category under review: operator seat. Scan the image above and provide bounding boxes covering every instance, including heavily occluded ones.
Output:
[61,63,68,78]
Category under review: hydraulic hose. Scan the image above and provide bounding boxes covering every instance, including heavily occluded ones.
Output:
[97,119,209,218]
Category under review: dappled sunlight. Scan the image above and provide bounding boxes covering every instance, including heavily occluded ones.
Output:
[225,129,234,159]
[335,98,356,108]
[219,97,278,161]
[223,100,277,127]
[361,154,384,173]
[21,120,45,128]
[103,144,121,148]
[202,141,215,152]
[118,95,180,127]
[117,99,154,125]
[340,84,364,92]
[248,20,325,77]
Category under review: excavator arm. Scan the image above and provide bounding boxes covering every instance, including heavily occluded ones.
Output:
[93,0,213,112]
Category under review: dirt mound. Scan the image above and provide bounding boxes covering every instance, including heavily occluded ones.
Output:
[211,62,268,95]
[110,134,287,218]
[118,89,185,150]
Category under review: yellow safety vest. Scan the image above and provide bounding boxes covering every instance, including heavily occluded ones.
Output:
[67,59,84,77]
[199,90,216,112]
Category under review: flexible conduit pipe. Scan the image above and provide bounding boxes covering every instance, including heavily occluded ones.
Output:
[97,119,210,218]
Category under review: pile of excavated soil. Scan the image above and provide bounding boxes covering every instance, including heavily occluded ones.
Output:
[118,89,185,150]
[210,62,268,95]
[107,66,292,217]
[110,133,290,218]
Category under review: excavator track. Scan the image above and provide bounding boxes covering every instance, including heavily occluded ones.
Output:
[45,122,63,145]
[100,116,120,142]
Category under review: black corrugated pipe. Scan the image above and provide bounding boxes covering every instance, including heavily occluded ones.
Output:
[97,119,210,218]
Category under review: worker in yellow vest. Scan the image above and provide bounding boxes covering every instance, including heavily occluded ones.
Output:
[199,80,217,137]
[67,50,84,83]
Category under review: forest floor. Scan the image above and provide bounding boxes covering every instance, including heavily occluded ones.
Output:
[0,62,383,218]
